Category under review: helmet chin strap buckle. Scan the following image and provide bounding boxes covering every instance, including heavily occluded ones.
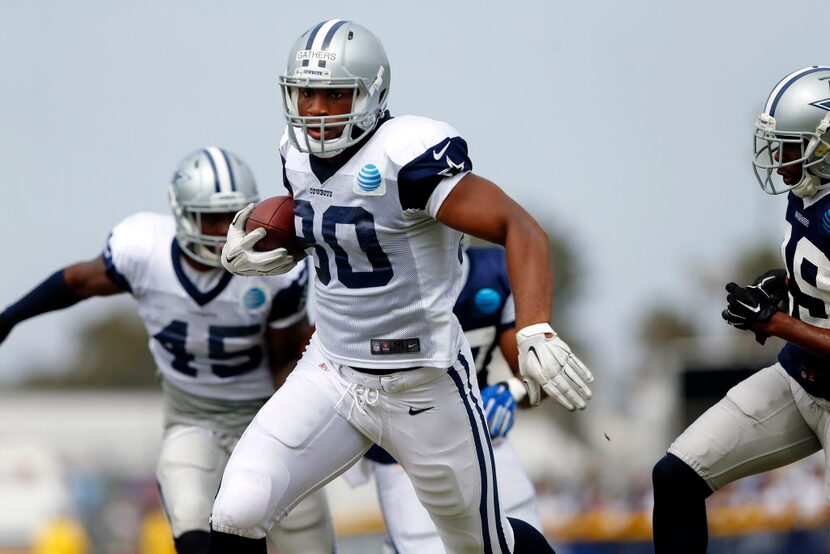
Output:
[817,113,830,135]
[357,114,377,131]
[793,174,823,198]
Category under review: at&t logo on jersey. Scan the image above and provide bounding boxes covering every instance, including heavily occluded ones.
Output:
[242,286,268,313]
[354,163,386,196]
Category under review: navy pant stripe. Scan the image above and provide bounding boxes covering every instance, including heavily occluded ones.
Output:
[448,362,494,554]
[458,353,511,552]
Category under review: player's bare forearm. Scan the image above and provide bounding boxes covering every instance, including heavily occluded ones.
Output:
[498,328,520,377]
[756,311,830,360]
[503,214,552,329]
[64,256,122,298]
[0,255,121,346]
[437,173,553,328]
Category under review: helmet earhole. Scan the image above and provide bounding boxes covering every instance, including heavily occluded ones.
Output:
[348,31,354,40]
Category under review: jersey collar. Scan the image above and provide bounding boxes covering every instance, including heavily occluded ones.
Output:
[308,111,392,184]
[171,239,234,306]
[801,185,830,209]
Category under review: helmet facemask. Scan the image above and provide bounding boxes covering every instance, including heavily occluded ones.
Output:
[279,67,387,158]
[169,185,248,268]
[753,111,830,197]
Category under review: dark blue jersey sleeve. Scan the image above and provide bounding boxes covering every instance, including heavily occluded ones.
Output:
[398,136,472,210]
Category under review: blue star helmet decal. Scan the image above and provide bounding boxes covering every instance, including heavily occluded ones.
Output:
[809,98,830,112]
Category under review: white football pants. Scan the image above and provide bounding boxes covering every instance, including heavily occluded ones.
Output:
[371,437,540,554]
[669,363,827,494]
[211,337,515,553]
[156,424,334,553]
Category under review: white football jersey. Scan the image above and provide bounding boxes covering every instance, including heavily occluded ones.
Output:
[103,212,308,400]
[280,115,472,369]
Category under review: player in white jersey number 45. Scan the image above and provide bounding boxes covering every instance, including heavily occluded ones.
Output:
[212,20,594,554]
[0,147,334,554]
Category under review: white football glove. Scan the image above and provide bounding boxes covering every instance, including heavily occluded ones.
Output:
[516,323,594,410]
[221,204,297,276]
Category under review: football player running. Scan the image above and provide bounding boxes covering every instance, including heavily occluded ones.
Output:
[652,66,830,554]
[359,245,544,553]
[0,148,335,554]
[212,20,593,554]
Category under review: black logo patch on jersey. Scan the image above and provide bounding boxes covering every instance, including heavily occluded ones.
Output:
[370,338,421,354]
[408,406,434,415]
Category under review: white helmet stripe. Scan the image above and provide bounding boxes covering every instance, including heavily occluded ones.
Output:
[205,146,234,192]
[309,19,344,69]
[310,19,343,51]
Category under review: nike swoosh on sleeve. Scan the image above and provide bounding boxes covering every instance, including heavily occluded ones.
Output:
[432,141,451,160]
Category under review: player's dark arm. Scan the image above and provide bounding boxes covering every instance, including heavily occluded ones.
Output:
[437,174,552,330]
[0,255,121,345]
[755,313,830,361]
[266,317,312,389]
[498,327,520,377]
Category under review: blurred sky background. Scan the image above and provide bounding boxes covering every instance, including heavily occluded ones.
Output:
[1,0,826,388]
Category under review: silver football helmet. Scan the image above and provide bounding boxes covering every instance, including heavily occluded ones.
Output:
[754,66,830,197]
[168,147,259,267]
[278,20,391,158]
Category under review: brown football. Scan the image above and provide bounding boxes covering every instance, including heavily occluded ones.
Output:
[245,196,304,257]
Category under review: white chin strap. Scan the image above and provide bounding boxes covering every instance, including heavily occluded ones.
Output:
[792,172,826,198]
[310,132,351,158]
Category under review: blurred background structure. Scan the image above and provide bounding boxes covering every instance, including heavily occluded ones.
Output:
[2,0,830,552]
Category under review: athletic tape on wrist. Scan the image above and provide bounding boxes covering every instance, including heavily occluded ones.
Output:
[506,377,527,403]
[517,322,555,338]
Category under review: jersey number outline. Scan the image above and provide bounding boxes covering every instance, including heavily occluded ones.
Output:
[153,321,263,378]
[783,221,830,322]
[294,200,393,288]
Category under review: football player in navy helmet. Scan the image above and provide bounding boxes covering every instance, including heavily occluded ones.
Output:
[653,66,830,554]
